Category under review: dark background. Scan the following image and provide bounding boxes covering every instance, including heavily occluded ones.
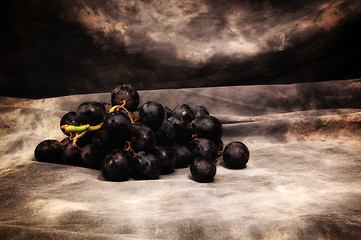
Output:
[1,0,361,98]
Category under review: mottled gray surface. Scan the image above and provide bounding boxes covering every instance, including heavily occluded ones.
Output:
[0,80,360,239]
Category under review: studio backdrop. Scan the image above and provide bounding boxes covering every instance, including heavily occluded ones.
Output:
[1,0,361,98]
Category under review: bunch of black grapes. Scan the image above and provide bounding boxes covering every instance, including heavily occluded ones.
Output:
[34,84,250,183]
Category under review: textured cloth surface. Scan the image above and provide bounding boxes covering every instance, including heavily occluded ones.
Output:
[0,80,360,239]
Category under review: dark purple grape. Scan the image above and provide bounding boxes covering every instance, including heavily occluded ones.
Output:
[191,115,222,142]
[91,129,125,152]
[101,149,132,181]
[104,112,132,141]
[191,105,209,118]
[91,129,112,151]
[76,101,107,125]
[34,139,64,164]
[154,145,175,175]
[164,106,173,119]
[76,131,97,148]
[168,116,193,144]
[111,84,140,111]
[63,142,83,167]
[172,143,191,168]
[172,104,195,123]
[190,157,216,183]
[155,120,176,146]
[223,141,249,169]
[187,138,217,162]
[60,112,79,136]
[131,151,159,180]
[139,101,165,131]
[213,137,224,158]
[130,122,156,152]
[81,144,104,170]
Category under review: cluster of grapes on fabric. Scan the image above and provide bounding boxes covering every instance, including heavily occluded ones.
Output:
[34,84,249,183]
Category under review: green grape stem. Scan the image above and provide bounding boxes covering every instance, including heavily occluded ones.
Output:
[61,123,103,133]
[61,122,103,149]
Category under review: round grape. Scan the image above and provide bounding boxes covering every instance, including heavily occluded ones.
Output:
[190,157,216,183]
[130,122,156,152]
[60,112,79,136]
[139,101,165,131]
[76,101,107,125]
[187,138,218,162]
[101,149,132,181]
[131,151,159,180]
[155,119,176,146]
[34,139,64,164]
[172,104,195,123]
[222,141,249,169]
[191,115,222,142]
[111,84,140,111]
[104,112,132,141]
[168,116,193,144]
[172,143,192,168]
[154,145,175,175]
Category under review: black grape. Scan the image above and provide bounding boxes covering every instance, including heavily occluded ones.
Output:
[222,141,249,169]
[139,101,165,131]
[172,104,195,123]
[60,112,79,136]
[104,112,132,141]
[155,119,176,146]
[172,142,191,168]
[130,122,156,153]
[187,138,217,162]
[111,84,140,111]
[131,151,159,180]
[101,149,132,181]
[91,129,114,152]
[191,105,209,118]
[81,144,104,170]
[63,141,84,167]
[76,101,107,125]
[153,145,175,175]
[168,116,193,144]
[34,139,64,164]
[190,157,216,183]
[191,115,222,142]
[213,137,224,158]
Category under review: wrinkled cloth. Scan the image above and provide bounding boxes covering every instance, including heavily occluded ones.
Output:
[0,79,360,239]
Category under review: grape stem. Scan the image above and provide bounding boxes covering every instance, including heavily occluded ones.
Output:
[61,122,103,149]
[61,123,103,133]
[125,141,136,155]
[108,100,137,124]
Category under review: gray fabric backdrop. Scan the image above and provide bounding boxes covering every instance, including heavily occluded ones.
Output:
[0,79,360,239]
